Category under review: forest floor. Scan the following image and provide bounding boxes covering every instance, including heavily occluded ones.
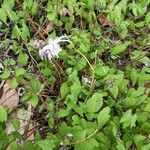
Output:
[0,0,150,150]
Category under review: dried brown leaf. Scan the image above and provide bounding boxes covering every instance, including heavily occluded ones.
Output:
[33,38,45,50]
[59,7,73,16]
[44,21,54,34]
[5,105,34,143]
[145,82,150,96]
[0,80,5,98]
[98,13,112,27]
[145,82,150,88]
[35,21,54,39]
[0,81,19,109]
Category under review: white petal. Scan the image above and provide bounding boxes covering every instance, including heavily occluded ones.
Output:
[54,35,70,43]
[47,51,53,60]
[39,45,50,59]
[39,36,68,60]
[51,43,62,56]
[54,35,67,43]
[39,49,45,59]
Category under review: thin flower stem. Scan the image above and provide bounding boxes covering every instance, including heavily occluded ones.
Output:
[66,37,94,71]
[63,128,99,146]
[86,51,97,99]
[74,47,94,71]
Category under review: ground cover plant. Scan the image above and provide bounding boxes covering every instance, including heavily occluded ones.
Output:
[0,0,150,149]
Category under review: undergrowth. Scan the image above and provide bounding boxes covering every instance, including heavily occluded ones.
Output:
[0,0,150,150]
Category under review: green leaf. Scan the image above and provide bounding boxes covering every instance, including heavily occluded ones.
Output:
[2,0,15,9]
[97,0,106,9]
[138,74,150,82]
[75,139,99,150]
[37,140,55,150]
[123,97,136,108]
[75,57,87,70]
[0,106,7,122]
[41,67,53,77]
[73,130,86,142]
[86,93,103,113]
[18,53,29,65]
[72,115,80,125]
[96,132,110,150]
[130,68,138,85]
[31,0,38,15]
[141,144,150,150]
[141,122,150,132]
[6,9,19,22]
[66,94,76,110]
[8,141,20,150]
[23,0,33,10]
[58,109,69,118]
[145,12,150,23]
[117,21,128,38]
[116,140,126,150]
[30,78,42,93]
[22,22,30,40]
[120,109,132,123]
[12,25,22,39]
[60,82,69,98]
[47,12,57,21]
[15,68,26,77]
[108,85,118,98]
[134,134,145,145]
[97,107,110,129]
[74,104,84,116]
[144,103,150,112]
[95,65,109,77]
[23,142,37,150]
[0,8,7,23]
[11,118,20,130]
[0,69,11,79]
[10,78,18,89]
[28,95,39,107]
[111,42,131,56]
[120,109,137,128]
[130,114,137,128]
[70,82,81,97]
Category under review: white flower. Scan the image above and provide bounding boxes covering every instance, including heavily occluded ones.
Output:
[33,39,45,50]
[66,133,73,137]
[0,63,4,74]
[82,76,91,84]
[39,35,70,60]
[144,62,150,68]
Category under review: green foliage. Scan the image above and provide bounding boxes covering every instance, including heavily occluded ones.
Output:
[97,107,110,129]
[0,8,7,23]
[0,0,150,149]
[111,41,131,56]
[0,106,7,122]
[0,69,11,79]
[86,93,103,113]
[36,139,55,150]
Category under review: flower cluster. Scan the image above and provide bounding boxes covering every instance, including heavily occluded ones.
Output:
[38,35,70,60]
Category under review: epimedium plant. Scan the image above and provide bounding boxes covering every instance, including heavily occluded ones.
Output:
[0,0,150,150]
